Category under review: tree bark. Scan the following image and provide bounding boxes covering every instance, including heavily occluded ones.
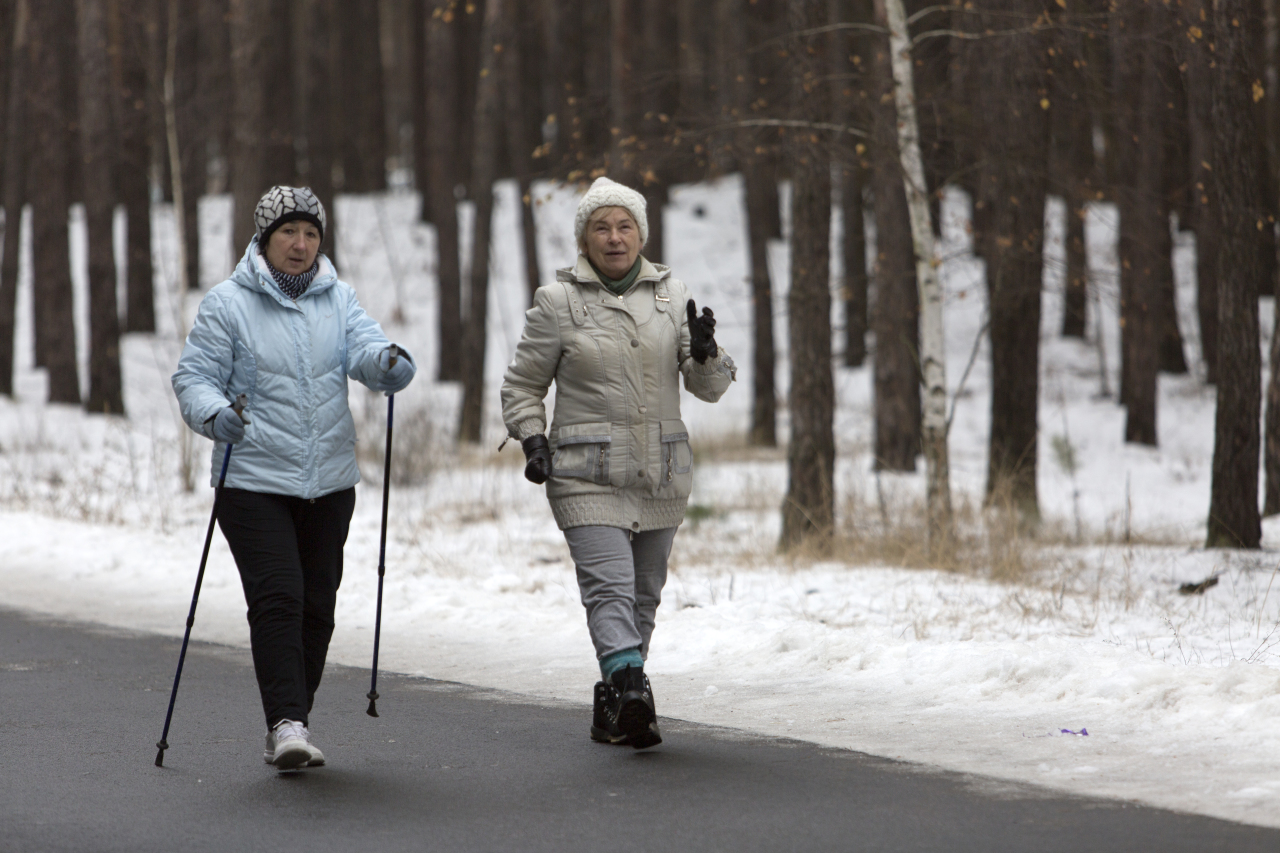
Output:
[78,0,125,414]
[116,0,155,332]
[870,18,920,472]
[337,0,386,193]
[744,162,777,447]
[779,0,835,551]
[228,0,265,253]
[880,0,951,545]
[0,0,30,396]
[457,0,503,444]
[838,0,871,368]
[426,0,461,379]
[505,0,541,299]
[173,1,201,289]
[1181,0,1218,383]
[28,0,81,402]
[1206,0,1262,549]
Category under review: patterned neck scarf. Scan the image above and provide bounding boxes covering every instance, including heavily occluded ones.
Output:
[264,255,320,300]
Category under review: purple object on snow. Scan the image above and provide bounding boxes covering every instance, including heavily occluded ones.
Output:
[1060,728,1089,736]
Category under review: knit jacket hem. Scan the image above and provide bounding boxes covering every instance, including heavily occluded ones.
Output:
[550,494,687,532]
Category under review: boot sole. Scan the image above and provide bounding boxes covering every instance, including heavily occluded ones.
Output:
[590,724,631,745]
[269,744,312,770]
[616,692,661,750]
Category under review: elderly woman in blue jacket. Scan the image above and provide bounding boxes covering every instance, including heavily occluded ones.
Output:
[173,186,415,771]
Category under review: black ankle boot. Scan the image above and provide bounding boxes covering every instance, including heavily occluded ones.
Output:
[609,665,662,750]
[590,681,630,744]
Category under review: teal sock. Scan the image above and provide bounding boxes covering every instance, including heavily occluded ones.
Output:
[600,648,644,681]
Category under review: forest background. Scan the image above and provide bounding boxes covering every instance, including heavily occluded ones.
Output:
[0,0,1276,556]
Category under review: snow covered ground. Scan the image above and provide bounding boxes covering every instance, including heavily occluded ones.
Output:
[4,179,1280,828]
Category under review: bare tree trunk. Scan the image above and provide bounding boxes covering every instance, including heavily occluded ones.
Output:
[880,0,951,546]
[116,0,155,331]
[427,0,461,379]
[1119,4,1164,447]
[0,0,29,396]
[457,0,503,444]
[744,161,777,448]
[1181,0,1218,383]
[1207,0,1263,549]
[173,2,201,289]
[228,0,264,253]
[870,16,919,472]
[28,0,80,402]
[337,0,387,193]
[1061,194,1087,338]
[779,0,834,551]
[78,0,125,413]
[502,21,541,300]
[302,0,337,259]
[838,0,870,368]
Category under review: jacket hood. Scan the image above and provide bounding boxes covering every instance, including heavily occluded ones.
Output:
[229,236,339,305]
[558,254,669,289]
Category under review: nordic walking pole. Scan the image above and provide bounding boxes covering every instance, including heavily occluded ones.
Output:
[155,394,249,767]
[367,345,398,717]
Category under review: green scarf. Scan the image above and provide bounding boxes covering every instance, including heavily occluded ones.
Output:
[588,257,643,296]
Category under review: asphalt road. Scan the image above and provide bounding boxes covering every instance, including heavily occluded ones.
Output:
[2,607,1277,853]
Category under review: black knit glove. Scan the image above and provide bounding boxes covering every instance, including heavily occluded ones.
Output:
[521,435,552,484]
[686,299,718,364]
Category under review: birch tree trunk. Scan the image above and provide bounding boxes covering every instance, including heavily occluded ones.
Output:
[879,0,950,545]
[78,0,125,414]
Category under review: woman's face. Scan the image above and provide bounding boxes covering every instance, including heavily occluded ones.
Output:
[265,220,321,276]
[584,207,641,279]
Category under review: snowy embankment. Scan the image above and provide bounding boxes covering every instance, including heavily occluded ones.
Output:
[3,180,1280,827]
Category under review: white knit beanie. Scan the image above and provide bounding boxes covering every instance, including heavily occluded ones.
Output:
[574,177,649,250]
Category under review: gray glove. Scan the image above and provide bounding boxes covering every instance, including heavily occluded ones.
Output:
[374,345,414,393]
[208,405,246,444]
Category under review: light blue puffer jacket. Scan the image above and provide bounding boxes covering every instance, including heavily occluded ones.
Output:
[172,238,415,498]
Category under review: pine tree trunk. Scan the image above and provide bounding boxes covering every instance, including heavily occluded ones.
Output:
[228,0,264,253]
[303,0,337,259]
[744,162,777,447]
[1119,5,1164,447]
[1181,0,1218,383]
[1206,0,1262,549]
[426,0,461,380]
[1262,0,1280,517]
[174,2,201,289]
[0,0,29,396]
[838,0,870,368]
[503,1,540,299]
[457,0,502,444]
[28,0,80,402]
[117,0,155,332]
[870,19,919,472]
[881,0,951,545]
[78,0,125,414]
[779,0,835,551]
[338,0,386,193]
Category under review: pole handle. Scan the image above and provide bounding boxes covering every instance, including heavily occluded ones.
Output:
[232,393,250,425]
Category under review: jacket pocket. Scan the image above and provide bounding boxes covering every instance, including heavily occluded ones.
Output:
[552,422,612,485]
[660,418,692,484]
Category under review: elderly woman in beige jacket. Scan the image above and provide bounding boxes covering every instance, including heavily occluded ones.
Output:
[501,177,735,749]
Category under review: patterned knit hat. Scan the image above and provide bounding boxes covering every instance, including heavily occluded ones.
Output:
[574,177,648,250]
[254,185,327,245]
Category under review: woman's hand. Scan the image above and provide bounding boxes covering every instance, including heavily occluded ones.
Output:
[521,435,552,484]
[208,405,247,443]
[374,345,414,393]
[686,300,718,364]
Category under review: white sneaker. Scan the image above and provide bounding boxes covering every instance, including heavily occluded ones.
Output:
[305,736,325,767]
[263,719,311,770]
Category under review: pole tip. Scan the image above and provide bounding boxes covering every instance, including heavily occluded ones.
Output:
[155,742,167,767]
[366,690,380,717]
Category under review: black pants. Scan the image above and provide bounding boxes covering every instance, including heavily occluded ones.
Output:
[216,487,356,727]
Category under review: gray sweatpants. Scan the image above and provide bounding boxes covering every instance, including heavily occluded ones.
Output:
[562,525,678,661]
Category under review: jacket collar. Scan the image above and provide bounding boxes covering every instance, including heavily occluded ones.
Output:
[230,236,339,306]
[559,254,670,290]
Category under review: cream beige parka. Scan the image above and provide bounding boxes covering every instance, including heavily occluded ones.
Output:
[501,255,735,532]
